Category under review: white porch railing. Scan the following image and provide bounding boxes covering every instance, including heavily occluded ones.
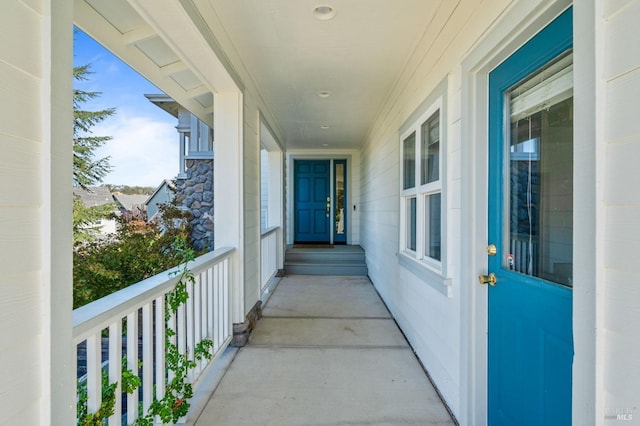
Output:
[260,226,281,291]
[73,247,235,425]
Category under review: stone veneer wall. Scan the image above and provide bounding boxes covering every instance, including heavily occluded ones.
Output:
[176,159,214,252]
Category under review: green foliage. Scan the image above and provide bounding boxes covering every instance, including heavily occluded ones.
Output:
[73,201,197,309]
[73,64,115,189]
[76,357,141,426]
[72,196,116,243]
[76,237,214,425]
[136,239,214,425]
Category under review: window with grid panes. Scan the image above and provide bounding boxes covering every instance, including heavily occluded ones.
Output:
[400,105,442,266]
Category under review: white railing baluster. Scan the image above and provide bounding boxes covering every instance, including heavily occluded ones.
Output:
[177,296,186,358]
[216,263,223,350]
[213,263,220,352]
[73,247,236,424]
[155,296,166,402]
[108,320,122,426]
[167,304,176,385]
[126,311,138,423]
[193,272,203,374]
[86,334,102,415]
[207,267,214,342]
[142,303,153,413]
[186,276,195,382]
[223,258,230,340]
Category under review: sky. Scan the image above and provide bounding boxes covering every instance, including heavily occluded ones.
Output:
[73,29,179,187]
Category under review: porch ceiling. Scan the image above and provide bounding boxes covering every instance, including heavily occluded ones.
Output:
[76,0,444,149]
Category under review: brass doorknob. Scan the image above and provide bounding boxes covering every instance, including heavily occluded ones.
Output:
[478,273,497,286]
[487,244,497,256]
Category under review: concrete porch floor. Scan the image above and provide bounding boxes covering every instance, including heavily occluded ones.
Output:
[193,275,456,425]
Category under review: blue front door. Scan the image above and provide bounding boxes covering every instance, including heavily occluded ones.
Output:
[294,160,331,243]
[487,8,573,425]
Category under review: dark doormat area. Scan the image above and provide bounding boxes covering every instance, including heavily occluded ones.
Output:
[292,244,334,248]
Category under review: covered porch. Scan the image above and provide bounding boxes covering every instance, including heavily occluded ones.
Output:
[192,275,454,425]
[4,0,636,425]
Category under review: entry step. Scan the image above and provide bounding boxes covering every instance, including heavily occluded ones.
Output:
[285,245,368,276]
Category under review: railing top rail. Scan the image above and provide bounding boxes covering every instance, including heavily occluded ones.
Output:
[73,246,235,341]
[261,225,280,238]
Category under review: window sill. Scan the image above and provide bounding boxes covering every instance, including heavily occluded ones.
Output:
[398,251,452,297]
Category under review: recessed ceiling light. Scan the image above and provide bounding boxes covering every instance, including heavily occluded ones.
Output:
[321,125,330,129]
[313,5,336,20]
[317,91,331,98]
[322,143,329,147]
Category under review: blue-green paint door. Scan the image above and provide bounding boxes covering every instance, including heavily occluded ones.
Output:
[294,160,330,243]
[487,8,573,425]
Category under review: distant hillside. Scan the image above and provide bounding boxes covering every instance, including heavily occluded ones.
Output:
[105,184,155,195]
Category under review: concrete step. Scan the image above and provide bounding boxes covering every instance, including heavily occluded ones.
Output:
[284,245,367,276]
[284,263,368,276]
[285,251,365,263]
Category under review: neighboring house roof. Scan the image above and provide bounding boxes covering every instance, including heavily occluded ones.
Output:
[145,180,176,222]
[112,194,149,212]
[144,179,175,206]
[73,186,113,207]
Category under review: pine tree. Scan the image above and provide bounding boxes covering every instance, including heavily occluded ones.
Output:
[73,64,116,242]
[73,64,115,188]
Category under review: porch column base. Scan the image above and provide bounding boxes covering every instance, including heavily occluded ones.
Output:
[231,301,263,347]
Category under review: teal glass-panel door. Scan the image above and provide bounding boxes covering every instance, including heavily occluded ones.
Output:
[487,8,573,425]
[294,160,331,243]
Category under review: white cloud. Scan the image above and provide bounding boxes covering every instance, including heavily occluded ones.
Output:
[93,112,179,187]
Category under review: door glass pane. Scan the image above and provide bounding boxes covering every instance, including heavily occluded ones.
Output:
[505,53,573,287]
[425,192,441,260]
[403,132,416,189]
[407,197,417,251]
[335,163,345,235]
[421,112,440,185]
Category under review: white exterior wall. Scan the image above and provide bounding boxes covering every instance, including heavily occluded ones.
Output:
[598,0,640,420]
[0,0,74,424]
[360,1,512,420]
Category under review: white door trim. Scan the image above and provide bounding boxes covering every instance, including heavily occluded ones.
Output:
[459,1,573,425]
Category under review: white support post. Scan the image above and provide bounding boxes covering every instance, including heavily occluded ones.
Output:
[268,150,285,269]
[42,1,74,424]
[213,92,245,323]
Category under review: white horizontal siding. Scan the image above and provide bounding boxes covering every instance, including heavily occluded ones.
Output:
[360,0,516,419]
[0,1,45,422]
[0,62,42,143]
[0,0,42,77]
[602,0,640,415]
[0,136,43,207]
[0,335,41,421]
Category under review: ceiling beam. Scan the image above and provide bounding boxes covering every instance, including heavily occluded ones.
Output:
[160,61,188,76]
[121,25,157,46]
[186,84,210,98]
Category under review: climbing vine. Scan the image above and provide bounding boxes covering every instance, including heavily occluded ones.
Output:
[77,236,214,425]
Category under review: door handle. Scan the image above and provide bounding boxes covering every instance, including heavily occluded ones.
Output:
[478,273,497,286]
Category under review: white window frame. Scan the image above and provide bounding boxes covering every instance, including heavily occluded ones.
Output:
[400,98,443,272]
